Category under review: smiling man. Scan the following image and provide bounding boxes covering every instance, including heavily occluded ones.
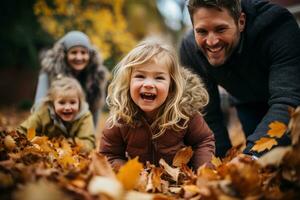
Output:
[180,0,300,157]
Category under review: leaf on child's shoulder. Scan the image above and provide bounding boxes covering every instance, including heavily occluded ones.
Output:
[251,137,278,153]
[117,157,143,190]
[172,146,193,167]
[27,128,36,141]
[267,121,287,138]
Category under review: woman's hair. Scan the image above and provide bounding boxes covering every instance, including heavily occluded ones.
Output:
[107,38,207,138]
[42,77,86,109]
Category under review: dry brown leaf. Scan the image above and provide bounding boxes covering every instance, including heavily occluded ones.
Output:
[211,155,222,168]
[4,135,16,150]
[146,167,164,192]
[251,137,278,153]
[257,146,292,167]
[288,106,300,145]
[124,191,154,200]
[267,121,287,138]
[58,154,76,168]
[182,184,201,199]
[0,171,14,187]
[90,152,115,178]
[159,159,180,182]
[88,176,123,199]
[227,160,262,197]
[13,179,70,200]
[27,127,36,141]
[197,165,220,180]
[152,167,164,192]
[172,146,193,167]
[117,157,143,190]
[31,136,52,153]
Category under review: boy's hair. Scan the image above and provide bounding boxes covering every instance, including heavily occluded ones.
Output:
[43,76,86,108]
[187,0,242,24]
[107,38,207,138]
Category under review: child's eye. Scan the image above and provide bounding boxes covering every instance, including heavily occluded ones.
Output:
[58,101,66,105]
[134,74,144,78]
[70,101,77,105]
[156,76,165,80]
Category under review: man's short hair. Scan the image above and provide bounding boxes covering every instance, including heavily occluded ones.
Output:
[187,0,242,24]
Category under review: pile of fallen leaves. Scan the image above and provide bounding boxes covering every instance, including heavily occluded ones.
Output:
[1,108,300,200]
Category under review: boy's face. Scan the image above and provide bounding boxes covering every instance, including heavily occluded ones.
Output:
[130,61,171,120]
[53,90,80,122]
[192,7,245,67]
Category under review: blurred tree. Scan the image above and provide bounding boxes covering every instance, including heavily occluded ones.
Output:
[34,0,137,69]
[0,0,52,69]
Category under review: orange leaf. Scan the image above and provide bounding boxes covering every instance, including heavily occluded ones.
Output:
[211,155,222,168]
[117,157,143,190]
[172,146,193,167]
[251,137,278,153]
[267,121,287,138]
[27,128,36,141]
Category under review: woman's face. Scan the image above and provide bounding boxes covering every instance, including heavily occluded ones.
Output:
[66,46,90,72]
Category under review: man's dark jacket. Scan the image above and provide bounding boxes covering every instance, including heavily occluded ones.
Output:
[180,0,300,157]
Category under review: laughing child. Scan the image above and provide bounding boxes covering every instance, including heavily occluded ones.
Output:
[18,77,95,152]
[100,38,215,171]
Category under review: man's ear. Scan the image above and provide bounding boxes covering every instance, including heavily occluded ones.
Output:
[238,12,246,32]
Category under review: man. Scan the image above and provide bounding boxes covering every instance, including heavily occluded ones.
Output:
[180,0,300,157]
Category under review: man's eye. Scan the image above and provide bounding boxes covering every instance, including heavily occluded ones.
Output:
[216,28,226,33]
[196,29,207,36]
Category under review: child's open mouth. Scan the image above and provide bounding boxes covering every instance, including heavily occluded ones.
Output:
[140,93,156,101]
[62,112,73,117]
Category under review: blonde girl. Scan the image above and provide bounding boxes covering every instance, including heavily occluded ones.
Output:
[18,77,95,153]
[100,38,215,170]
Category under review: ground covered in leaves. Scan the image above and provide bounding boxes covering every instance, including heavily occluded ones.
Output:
[0,108,300,200]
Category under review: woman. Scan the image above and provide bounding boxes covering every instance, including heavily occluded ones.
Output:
[34,31,108,127]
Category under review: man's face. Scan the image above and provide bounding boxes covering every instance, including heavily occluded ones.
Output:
[193,7,245,67]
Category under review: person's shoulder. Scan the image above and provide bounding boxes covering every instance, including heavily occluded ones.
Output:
[242,0,292,19]
[181,28,196,46]
[31,104,51,123]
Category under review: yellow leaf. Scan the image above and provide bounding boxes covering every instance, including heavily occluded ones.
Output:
[58,154,76,168]
[211,155,222,168]
[117,157,143,190]
[267,121,287,138]
[27,128,36,141]
[172,146,193,167]
[251,137,278,153]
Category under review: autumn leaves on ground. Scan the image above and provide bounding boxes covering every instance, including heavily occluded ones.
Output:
[0,107,300,200]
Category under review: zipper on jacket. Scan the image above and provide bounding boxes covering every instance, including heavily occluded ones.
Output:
[142,117,159,166]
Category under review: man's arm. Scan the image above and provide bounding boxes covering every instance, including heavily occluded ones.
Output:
[244,18,300,156]
[179,30,232,157]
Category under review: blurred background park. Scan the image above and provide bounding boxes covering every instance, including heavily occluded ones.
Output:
[0,0,299,136]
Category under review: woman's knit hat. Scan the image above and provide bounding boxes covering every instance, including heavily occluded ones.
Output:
[61,31,91,51]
